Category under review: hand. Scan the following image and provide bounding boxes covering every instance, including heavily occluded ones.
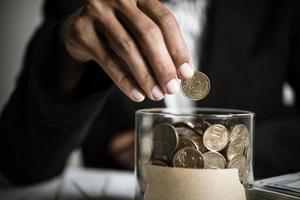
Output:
[59,0,194,102]
[108,130,135,170]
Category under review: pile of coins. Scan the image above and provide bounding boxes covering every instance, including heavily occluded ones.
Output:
[148,121,250,182]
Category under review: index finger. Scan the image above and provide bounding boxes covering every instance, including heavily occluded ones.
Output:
[138,0,194,79]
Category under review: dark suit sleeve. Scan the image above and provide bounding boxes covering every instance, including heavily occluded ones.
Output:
[0,0,113,185]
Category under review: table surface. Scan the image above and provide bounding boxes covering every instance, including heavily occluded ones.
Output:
[1,166,297,200]
[0,166,135,200]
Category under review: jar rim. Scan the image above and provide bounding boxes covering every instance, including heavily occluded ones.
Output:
[136,108,254,118]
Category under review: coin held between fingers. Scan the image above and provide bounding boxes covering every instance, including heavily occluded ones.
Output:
[181,70,210,101]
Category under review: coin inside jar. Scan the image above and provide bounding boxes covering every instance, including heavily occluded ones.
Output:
[173,121,195,129]
[226,137,246,160]
[227,155,247,179]
[203,124,229,152]
[180,71,210,101]
[230,124,249,144]
[152,123,179,160]
[151,160,169,167]
[202,151,226,169]
[173,147,203,168]
[177,136,199,150]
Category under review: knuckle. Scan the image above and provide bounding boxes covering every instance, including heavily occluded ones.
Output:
[158,62,174,76]
[116,73,131,86]
[101,54,117,68]
[170,46,188,58]
[71,17,86,39]
[139,72,154,85]
[83,2,96,16]
[158,10,177,27]
[117,37,136,52]
[141,22,161,40]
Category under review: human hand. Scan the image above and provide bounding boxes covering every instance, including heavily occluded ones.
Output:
[59,0,194,102]
[108,130,135,170]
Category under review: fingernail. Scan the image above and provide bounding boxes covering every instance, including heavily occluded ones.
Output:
[166,79,179,94]
[151,86,164,101]
[179,63,194,79]
[131,89,145,102]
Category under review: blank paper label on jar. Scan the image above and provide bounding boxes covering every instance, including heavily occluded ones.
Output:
[144,165,246,200]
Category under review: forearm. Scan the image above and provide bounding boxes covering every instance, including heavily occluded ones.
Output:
[0,22,109,185]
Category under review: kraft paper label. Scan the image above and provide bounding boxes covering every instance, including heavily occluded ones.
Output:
[144,165,246,200]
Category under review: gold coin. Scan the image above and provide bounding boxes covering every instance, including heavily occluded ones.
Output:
[226,137,246,160]
[227,155,247,180]
[177,136,199,150]
[173,147,203,168]
[227,124,250,160]
[151,160,168,167]
[180,71,210,101]
[230,124,249,144]
[190,135,207,153]
[152,123,179,160]
[203,124,229,152]
[202,151,226,169]
[173,121,195,129]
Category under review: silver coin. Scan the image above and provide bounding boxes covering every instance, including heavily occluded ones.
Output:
[152,123,179,160]
[203,124,229,152]
[173,147,203,168]
[202,151,226,169]
[180,71,210,101]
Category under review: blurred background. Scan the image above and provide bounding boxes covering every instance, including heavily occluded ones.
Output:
[0,0,42,110]
[0,0,296,113]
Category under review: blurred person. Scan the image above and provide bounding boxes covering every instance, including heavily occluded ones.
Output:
[0,0,300,186]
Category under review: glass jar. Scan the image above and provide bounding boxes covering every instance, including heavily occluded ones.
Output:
[135,108,254,200]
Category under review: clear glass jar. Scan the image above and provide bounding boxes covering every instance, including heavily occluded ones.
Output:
[135,108,254,200]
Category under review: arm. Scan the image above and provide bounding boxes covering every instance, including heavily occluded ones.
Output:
[0,0,193,184]
[0,0,111,185]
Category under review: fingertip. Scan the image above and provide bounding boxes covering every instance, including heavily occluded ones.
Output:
[166,79,179,94]
[178,63,194,79]
[151,85,165,101]
[131,89,145,102]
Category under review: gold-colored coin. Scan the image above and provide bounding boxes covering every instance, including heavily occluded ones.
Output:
[230,124,249,144]
[176,127,197,136]
[151,160,168,167]
[173,147,203,168]
[227,124,250,160]
[173,121,195,129]
[177,136,199,150]
[203,124,229,152]
[152,123,179,161]
[176,128,206,152]
[202,151,226,169]
[180,71,210,101]
[227,155,247,180]
[190,135,207,153]
[226,137,246,160]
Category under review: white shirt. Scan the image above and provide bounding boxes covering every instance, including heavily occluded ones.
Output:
[163,0,208,109]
